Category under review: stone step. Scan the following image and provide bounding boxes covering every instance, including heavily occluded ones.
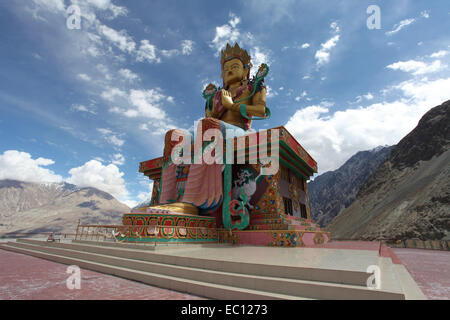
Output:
[1,242,303,300]
[246,224,320,231]
[250,213,315,224]
[73,239,228,251]
[3,240,404,300]
[250,217,319,228]
[14,239,368,286]
[377,257,404,297]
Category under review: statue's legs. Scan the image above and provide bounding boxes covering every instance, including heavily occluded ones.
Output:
[156,118,249,214]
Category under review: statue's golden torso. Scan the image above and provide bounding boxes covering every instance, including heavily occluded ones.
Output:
[206,80,267,130]
[219,83,252,128]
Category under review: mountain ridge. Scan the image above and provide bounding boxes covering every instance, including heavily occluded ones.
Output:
[327,100,450,240]
[308,146,393,227]
[0,179,130,236]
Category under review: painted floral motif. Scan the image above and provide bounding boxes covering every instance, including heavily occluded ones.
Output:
[268,231,304,247]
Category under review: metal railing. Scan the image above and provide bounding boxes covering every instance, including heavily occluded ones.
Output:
[74,220,219,245]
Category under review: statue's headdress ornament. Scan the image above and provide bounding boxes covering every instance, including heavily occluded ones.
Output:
[221,43,252,70]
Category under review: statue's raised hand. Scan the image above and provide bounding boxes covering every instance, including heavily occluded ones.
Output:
[221,90,234,109]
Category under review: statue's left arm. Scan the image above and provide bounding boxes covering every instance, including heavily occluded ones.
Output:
[222,87,267,117]
[238,87,266,117]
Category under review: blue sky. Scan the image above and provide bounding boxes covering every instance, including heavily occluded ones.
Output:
[1,0,449,207]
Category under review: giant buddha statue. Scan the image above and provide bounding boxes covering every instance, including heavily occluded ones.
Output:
[152,43,270,216]
[126,43,326,245]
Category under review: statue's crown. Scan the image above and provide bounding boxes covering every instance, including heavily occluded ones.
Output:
[221,43,252,69]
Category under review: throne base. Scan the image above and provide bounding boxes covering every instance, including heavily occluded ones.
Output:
[114,208,218,243]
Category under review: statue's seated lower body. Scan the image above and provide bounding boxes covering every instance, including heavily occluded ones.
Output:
[154,118,248,215]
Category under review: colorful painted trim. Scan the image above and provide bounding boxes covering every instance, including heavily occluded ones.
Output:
[117,213,217,243]
[217,229,330,247]
[387,239,450,251]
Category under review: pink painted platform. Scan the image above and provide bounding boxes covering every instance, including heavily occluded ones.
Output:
[0,244,205,300]
[218,213,330,247]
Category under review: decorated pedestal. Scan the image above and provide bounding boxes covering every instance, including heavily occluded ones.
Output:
[114,207,218,243]
[136,126,330,247]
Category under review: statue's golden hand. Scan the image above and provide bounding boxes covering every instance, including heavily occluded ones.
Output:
[221,90,234,109]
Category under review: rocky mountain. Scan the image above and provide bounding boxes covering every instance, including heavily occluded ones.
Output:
[0,180,130,237]
[308,145,393,227]
[327,100,450,241]
[132,199,151,211]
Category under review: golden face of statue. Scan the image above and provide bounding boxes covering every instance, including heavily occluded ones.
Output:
[222,58,246,87]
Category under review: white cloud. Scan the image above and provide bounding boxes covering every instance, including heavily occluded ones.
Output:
[161,49,179,58]
[97,128,125,147]
[111,153,125,166]
[315,23,340,67]
[146,40,194,59]
[167,96,175,104]
[421,10,430,19]
[285,77,450,174]
[301,43,310,49]
[129,89,167,120]
[315,35,339,66]
[364,93,374,100]
[71,104,96,114]
[386,18,415,36]
[107,88,170,122]
[118,68,139,82]
[98,24,136,53]
[320,100,334,107]
[136,40,161,63]
[330,21,340,33]
[96,64,112,80]
[0,150,63,183]
[31,0,65,14]
[101,87,127,101]
[80,0,127,18]
[210,12,253,55]
[430,50,449,58]
[67,160,127,199]
[394,77,450,106]
[303,75,311,80]
[78,73,91,81]
[181,40,194,55]
[386,59,446,75]
[265,85,278,99]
